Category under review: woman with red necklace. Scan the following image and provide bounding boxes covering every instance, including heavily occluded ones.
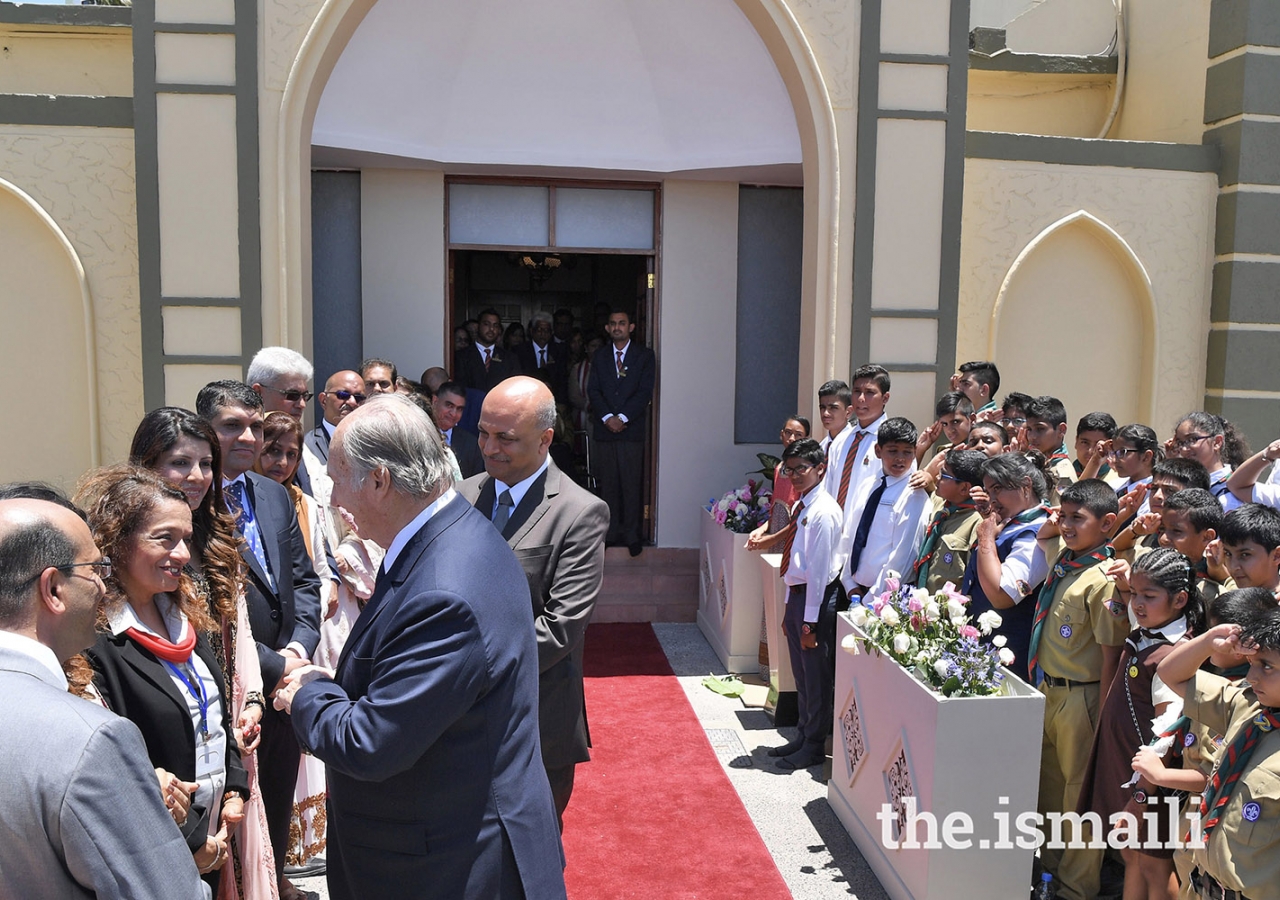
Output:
[79,467,249,893]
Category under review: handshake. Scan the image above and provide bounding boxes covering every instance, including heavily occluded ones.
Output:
[273,650,334,714]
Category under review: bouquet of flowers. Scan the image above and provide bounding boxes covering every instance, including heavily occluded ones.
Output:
[706,480,772,534]
[842,574,1016,698]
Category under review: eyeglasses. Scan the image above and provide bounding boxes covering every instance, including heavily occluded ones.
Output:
[1000,417,1026,428]
[264,386,313,403]
[58,557,113,580]
[330,390,367,404]
[938,472,959,483]
[1170,434,1212,452]
[1108,447,1142,459]
[783,463,817,477]
[780,428,808,440]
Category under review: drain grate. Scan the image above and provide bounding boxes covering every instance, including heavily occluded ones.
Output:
[705,727,749,765]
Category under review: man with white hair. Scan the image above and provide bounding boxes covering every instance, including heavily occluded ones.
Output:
[517,311,567,402]
[249,346,318,496]
[275,394,566,900]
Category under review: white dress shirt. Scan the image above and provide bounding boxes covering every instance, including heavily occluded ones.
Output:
[382,488,458,573]
[782,485,844,622]
[490,458,550,520]
[1210,465,1242,512]
[1115,474,1153,519]
[823,414,886,522]
[0,630,67,688]
[839,463,931,596]
[602,341,631,424]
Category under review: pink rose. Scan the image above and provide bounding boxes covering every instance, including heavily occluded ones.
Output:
[958,625,979,640]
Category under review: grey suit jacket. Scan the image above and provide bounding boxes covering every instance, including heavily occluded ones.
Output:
[459,460,608,768]
[0,645,204,900]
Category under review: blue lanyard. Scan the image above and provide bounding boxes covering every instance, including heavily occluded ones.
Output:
[163,659,210,741]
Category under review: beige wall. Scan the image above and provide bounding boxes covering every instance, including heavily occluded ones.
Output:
[0,182,96,490]
[656,180,774,548]
[0,25,132,96]
[1111,0,1212,143]
[959,158,1217,436]
[0,125,142,469]
[359,168,447,378]
[967,70,1114,138]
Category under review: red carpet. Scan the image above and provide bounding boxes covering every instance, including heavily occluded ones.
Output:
[562,623,792,899]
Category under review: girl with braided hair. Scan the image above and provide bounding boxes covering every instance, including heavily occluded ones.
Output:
[1078,547,1203,899]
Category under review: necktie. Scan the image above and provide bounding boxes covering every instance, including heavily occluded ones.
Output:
[225,481,273,590]
[845,476,888,577]
[835,431,865,509]
[484,347,492,372]
[778,500,805,578]
[538,347,546,369]
[1201,707,1280,835]
[911,501,977,584]
[492,489,514,533]
[1026,542,1114,678]
[616,349,625,376]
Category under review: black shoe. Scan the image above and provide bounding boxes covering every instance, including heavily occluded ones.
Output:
[766,738,805,758]
[284,858,325,878]
[776,746,824,770]
[628,541,643,557]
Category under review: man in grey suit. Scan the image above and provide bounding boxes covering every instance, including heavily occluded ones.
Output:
[459,376,609,827]
[0,495,204,899]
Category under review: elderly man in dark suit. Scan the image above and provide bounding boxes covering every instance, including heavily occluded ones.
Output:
[587,309,656,556]
[197,380,322,900]
[275,394,566,900]
[516,311,569,402]
[0,494,204,899]
[459,376,608,827]
[432,380,484,479]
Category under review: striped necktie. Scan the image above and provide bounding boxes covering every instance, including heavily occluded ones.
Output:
[835,431,865,508]
[1201,707,1280,835]
[911,501,976,584]
[484,347,493,372]
[778,501,805,578]
[1026,542,1114,679]
[225,480,273,591]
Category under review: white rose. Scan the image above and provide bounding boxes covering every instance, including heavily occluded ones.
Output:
[892,633,911,654]
[717,498,732,512]
[933,659,951,680]
[885,569,901,582]
[914,651,929,665]
[977,609,1003,635]
[924,601,941,621]
[950,615,967,628]
[946,598,966,620]
[998,647,1016,666]
[880,606,901,627]
[848,605,870,627]
[840,634,860,654]
[992,635,1008,648]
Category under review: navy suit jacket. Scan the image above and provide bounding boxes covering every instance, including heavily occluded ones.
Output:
[586,342,655,442]
[238,472,322,689]
[291,494,566,900]
[454,344,520,394]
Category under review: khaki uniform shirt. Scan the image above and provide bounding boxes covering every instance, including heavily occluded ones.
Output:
[921,504,982,594]
[1183,673,1280,900]
[1036,554,1129,683]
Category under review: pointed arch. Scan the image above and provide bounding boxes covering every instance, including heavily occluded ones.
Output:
[988,210,1157,424]
[0,177,100,471]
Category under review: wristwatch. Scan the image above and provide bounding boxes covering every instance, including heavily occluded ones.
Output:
[801,623,816,635]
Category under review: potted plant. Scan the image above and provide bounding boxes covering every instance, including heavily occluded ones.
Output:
[827,576,1046,900]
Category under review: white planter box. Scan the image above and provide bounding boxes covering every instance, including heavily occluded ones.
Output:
[758,551,795,697]
[697,508,766,673]
[827,611,1045,900]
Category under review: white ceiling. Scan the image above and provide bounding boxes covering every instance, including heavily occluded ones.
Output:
[313,0,803,176]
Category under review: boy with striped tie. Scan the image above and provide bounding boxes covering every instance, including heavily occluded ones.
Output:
[1159,605,1280,900]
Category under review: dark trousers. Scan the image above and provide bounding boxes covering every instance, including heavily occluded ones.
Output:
[546,763,576,832]
[596,440,644,544]
[259,703,302,878]
[817,579,850,739]
[783,585,829,748]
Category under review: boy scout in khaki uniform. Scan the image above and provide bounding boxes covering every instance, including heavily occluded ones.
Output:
[1028,481,1129,900]
[911,449,985,594]
[1161,615,1280,900]
[915,499,981,593]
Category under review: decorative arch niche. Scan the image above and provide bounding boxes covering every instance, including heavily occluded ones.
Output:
[988,210,1157,427]
[0,178,99,485]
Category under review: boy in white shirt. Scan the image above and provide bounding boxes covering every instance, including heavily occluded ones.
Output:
[839,417,932,601]
[766,438,843,772]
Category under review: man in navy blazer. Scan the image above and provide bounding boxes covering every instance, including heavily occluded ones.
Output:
[586,309,656,556]
[198,380,322,898]
[277,394,566,900]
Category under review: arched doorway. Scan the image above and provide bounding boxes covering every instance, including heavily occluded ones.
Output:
[271,0,840,548]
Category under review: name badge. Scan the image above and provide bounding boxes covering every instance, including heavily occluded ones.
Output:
[1059,624,1073,639]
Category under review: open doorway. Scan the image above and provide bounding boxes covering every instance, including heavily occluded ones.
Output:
[449,249,657,543]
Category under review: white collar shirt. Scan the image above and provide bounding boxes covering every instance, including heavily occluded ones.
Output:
[491,458,550,521]
[824,415,887,519]
[0,630,67,689]
[382,488,458,574]
[841,464,930,597]
[783,485,844,622]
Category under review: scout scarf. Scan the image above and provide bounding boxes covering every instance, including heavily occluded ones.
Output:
[911,501,976,584]
[1027,542,1115,679]
[1201,706,1280,835]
